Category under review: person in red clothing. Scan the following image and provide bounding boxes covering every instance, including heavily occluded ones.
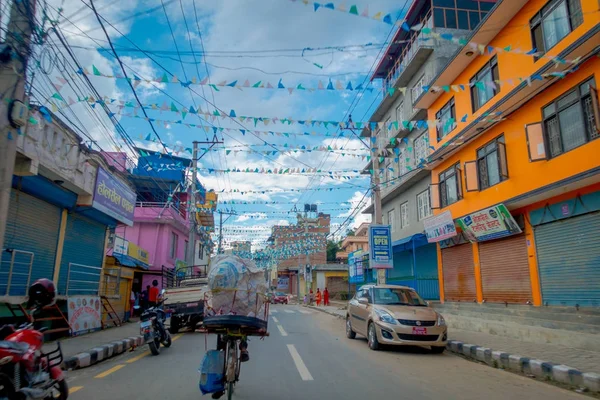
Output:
[315,288,322,306]
[148,280,160,307]
[323,287,330,306]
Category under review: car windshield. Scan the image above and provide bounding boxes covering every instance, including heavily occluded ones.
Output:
[276,292,286,296]
[372,288,427,306]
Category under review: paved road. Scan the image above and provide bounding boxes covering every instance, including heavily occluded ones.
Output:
[66,304,583,400]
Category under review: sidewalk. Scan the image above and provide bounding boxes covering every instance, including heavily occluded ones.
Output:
[308,303,600,392]
[44,322,145,370]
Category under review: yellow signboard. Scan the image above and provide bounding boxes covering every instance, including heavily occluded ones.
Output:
[127,242,149,265]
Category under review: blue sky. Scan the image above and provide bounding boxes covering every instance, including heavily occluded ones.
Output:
[29,0,410,249]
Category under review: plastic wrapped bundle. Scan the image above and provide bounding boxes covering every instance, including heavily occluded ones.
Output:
[207,255,268,320]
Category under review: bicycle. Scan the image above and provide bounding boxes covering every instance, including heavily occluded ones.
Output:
[216,331,245,400]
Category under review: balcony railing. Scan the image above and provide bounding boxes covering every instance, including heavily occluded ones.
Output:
[136,201,187,219]
[383,9,433,93]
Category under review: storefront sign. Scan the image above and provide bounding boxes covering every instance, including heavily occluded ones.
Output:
[348,250,364,284]
[127,242,149,266]
[277,277,289,290]
[175,259,188,278]
[92,168,136,226]
[67,296,102,336]
[423,211,458,243]
[113,236,129,255]
[369,225,393,269]
[457,203,522,242]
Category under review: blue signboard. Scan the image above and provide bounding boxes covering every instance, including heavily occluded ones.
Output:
[348,250,364,284]
[369,225,393,269]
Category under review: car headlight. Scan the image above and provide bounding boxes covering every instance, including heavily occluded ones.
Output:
[437,314,446,327]
[374,309,397,325]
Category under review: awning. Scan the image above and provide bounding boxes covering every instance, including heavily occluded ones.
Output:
[112,253,149,270]
[392,233,429,252]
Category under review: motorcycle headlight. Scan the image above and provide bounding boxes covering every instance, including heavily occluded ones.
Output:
[437,313,446,326]
[374,309,397,325]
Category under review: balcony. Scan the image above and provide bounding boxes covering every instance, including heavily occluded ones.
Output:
[382,10,434,94]
[134,201,190,230]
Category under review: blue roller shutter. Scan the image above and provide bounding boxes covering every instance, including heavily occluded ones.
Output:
[415,244,439,300]
[1,190,61,296]
[58,213,106,295]
[535,211,600,307]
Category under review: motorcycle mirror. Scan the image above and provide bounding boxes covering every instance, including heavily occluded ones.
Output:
[160,289,166,297]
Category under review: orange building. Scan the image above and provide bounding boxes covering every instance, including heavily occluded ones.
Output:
[416,0,600,307]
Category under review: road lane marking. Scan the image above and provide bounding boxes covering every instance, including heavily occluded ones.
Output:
[95,364,125,378]
[270,310,278,314]
[172,333,183,342]
[298,310,311,314]
[287,344,313,381]
[126,351,150,363]
[284,310,295,314]
[70,386,84,394]
[272,316,279,323]
[276,324,288,337]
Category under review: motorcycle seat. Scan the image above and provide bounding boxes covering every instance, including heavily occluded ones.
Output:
[0,341,29,353]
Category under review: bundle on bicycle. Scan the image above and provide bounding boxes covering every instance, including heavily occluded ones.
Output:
[198,255,270,400]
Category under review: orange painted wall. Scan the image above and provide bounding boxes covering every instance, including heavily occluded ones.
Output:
[430,56,599,219]
[428,0,600,149]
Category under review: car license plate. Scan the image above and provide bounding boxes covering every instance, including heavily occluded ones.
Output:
[412,327,427,335]
[186,303,198,307]
[140,320,152,328]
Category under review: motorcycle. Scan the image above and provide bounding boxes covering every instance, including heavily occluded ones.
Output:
[0,279,68,400]
[139,289,172,356]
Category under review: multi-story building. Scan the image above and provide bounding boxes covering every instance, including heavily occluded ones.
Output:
[417,0,599,310]
[361,0,498,299]
[335,223,369,262]
[269,212,330,296]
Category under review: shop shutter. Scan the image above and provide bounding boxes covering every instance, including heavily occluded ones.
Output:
[388,250,413,280]
[58,213,106,295]
[479,235,531,303]
[535,212,600,307]
[415,244,439,300]
[442,244,476,301]
[1,190,61,296]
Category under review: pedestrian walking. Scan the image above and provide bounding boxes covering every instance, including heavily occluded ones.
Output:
[309,288,314,305]
[129,291,136,318]
[148,280,159,307]
[323,287,330,306]
[315,288,322,306]
[303,294,308,305]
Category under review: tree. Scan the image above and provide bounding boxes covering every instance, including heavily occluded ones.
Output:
[346,229,356,237]
[327,240,341,262]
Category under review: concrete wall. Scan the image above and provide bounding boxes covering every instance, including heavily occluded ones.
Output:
[381,175,431,242]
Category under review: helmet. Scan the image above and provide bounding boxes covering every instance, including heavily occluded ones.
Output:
[27,279,56,308]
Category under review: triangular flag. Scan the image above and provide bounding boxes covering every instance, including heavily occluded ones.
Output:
[92,65,101,76]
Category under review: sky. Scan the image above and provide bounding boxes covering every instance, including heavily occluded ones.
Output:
[6,0,413,249]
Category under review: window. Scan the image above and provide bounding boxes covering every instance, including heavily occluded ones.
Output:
[414,133,428,164]
[397,151,408,177]
[400,202,409,228]
[184,240,189,260]
[170,232,178,259]
[372,287,426,306]
[543,78,599,158]
[530,0,583,57]
[198,244,204,260]
[472,135,508,190]
[417,189,432,221]
[439,163,462,207]
[411,75,425,105]
[436,98,456,140]
[388,209,396,232]
[396,101,404,122]
[470,56,499,111]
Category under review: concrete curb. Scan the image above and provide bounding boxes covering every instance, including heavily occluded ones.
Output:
[61,335,146,371]
[306,305,345,320]
[446,340,600,393]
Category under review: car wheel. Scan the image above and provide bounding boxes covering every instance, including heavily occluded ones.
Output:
[368,323,380,351]
[431,346,445,354]
[345,316,356,339]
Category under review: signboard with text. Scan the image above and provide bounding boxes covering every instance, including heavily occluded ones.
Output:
[92,168,136,226]
[423,210,458,243]
[369,225,393,269]
[457,204,522,242]
[68,296,102,336]
[277,277,289,290]
[348,250,364,284]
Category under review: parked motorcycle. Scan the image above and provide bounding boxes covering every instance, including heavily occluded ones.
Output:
[0,279,68,399]
[139,289,172,356]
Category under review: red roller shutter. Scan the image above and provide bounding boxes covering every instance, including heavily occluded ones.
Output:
[442,244,476,301]
[479,235,531,303]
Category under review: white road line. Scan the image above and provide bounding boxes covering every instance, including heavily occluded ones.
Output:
[272,316,279,323]
[276,324,288,337]
[284,309,295,314]
[270,310,278,314]
[287,344,314,381]
[298,310,311,314]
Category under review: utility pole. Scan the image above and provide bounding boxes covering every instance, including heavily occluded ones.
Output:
[186,136,223,266]
[217,209,237,254]
[0,0,37,250]
[186,142,198,267]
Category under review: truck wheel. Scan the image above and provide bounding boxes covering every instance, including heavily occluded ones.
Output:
[170,316,180,334]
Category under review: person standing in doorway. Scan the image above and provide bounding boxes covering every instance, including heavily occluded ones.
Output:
[129,291,136,318]
[148,280,160,307]
[323,287,330,306]
[315,288,322,306]
[141,286,149,311]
